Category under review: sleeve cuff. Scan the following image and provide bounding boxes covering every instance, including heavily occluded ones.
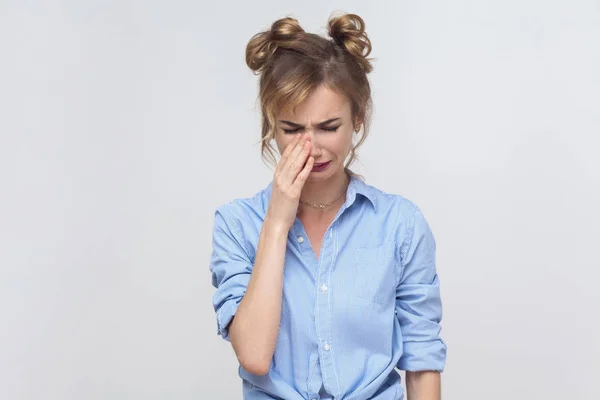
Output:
[398,339,447,372]
[216,298,242,342]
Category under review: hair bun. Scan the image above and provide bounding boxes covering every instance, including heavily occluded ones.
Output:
[270,17,304,40]
[246,17,305,73]
[327,13,373,73]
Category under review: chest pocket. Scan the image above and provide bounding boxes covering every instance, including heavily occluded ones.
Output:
[355,241,398,304]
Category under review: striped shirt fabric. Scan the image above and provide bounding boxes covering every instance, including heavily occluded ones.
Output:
[209,174,447,399]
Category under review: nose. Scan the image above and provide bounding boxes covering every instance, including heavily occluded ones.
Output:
[307,133,322,159]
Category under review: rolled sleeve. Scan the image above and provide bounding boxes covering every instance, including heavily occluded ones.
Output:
[209,206,253,342]
[396,205,447,372]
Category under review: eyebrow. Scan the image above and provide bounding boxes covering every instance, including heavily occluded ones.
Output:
[278,118,341,128]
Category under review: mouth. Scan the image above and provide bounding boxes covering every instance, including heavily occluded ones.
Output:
[311,160,331,172]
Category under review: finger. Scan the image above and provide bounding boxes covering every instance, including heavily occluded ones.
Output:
[283,133,309,168]
[286,139,311,178]
[279,133,305,166]
[293,156,314,189]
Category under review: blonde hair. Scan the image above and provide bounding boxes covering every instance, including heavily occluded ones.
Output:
[245,12,374,177]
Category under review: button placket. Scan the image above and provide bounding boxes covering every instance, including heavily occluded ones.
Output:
[314,223,341,397]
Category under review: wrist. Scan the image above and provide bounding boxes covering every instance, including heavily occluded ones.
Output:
[263,214,292,234]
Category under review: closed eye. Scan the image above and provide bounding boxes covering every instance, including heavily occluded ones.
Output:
[282,126,340,134]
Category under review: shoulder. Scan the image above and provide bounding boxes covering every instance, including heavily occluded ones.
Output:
[363,182,435,261]
[211,183,271,261]
[362,180,434,242]
[362,180,422,221]
[212,182,272,247]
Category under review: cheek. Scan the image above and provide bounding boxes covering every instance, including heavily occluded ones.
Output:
[332,132,353,154]
[275,135,292,154]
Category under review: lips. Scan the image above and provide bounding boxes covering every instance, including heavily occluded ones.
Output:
[311,160,331,172]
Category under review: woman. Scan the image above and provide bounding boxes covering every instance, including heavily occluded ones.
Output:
[209,12,447,400]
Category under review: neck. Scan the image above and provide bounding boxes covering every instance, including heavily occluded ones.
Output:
[298,169,350,216]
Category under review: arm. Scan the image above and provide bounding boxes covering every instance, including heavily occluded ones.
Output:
[210,209,288,376]
[396,205,447,398]
[210,209,296,375]
[210,134,313,376]
[227,215,290,375]
[406,370,441,400]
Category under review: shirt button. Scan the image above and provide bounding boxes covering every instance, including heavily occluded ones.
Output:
[321,284,328,292]
[323,343,330,351]
[297,236,304,243]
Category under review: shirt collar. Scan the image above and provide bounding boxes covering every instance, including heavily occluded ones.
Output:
[263,171,377,213]
[347,173,377,212]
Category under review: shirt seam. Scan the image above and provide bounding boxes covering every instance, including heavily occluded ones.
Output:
[399,203,419,273]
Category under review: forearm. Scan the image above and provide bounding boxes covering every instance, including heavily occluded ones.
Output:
[229,217,289,374]
[406,371,441,400]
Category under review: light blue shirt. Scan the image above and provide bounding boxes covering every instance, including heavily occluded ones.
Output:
[209,174,447,400]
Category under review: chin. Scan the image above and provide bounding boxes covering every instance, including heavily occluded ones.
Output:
[307,173,328,182]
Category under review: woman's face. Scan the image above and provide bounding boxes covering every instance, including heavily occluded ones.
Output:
[274,85,358,182]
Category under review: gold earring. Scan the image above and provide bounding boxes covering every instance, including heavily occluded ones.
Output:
[355,125,361,133]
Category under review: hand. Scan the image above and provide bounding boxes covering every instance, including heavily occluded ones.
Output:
[265,133,314,230]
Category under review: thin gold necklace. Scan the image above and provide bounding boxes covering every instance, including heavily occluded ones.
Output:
[299,190,346,209]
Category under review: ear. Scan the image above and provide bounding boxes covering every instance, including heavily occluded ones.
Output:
[354,116,364,129]
[353,117,363,133]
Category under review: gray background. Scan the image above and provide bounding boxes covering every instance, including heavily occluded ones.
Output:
[1,0,599,399]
